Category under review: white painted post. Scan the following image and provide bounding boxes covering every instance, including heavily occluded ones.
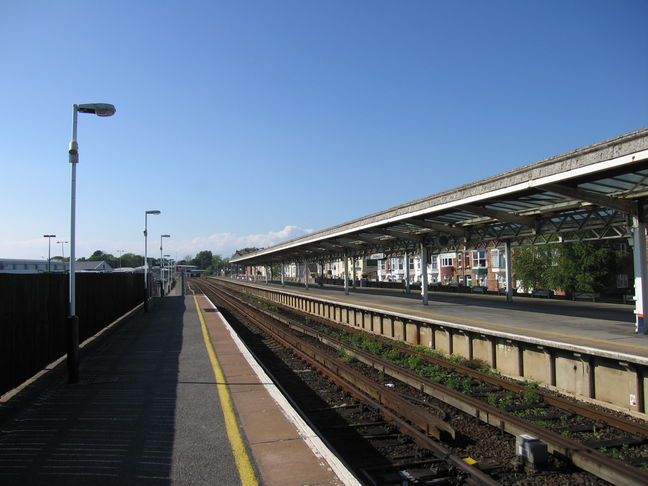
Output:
[420,243,429,305]
[304,262,309,290]
[632,218,648,334]
[505,240,513,303]
[352,257,357,289]
[405,251,411,294]
[344,252,349,295]
[281,263,285,287]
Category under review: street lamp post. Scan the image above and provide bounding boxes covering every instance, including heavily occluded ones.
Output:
[57,240,68,262]
[67,102,115,384]
[144,210,161,311]
[164,254,171,292]
[160,234,170,294]
[43,235,56,272]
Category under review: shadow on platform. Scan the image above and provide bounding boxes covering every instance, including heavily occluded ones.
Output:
[0,296,186,485]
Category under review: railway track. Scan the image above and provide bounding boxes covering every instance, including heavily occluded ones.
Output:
[193,278,648,485]
[193,279,498,485]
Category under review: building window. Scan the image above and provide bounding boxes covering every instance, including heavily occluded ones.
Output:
[491,249,500,268]
[472,250,486,268]
[491,249,506,268]
[441,257,453,267]
[431,256,438,270]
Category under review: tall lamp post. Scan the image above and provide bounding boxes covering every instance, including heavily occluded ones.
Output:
[67,102,116,384]
[43,234,56,272]
[57,240,68,262]
[164,254,172,292]
[117,249,125,268]
[144,210,161,311]
[160,234,170,294]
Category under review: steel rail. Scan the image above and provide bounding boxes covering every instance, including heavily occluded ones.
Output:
[249,286,648,439]
[208,279,648,486]
[197,280,500,486]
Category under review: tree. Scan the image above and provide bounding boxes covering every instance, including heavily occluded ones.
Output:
[192,250,213,270]
[87,250,118,268]
[547,242,614,294]
[513,242,616,295]
[512,246,552,291]
[120,253,143,268]
[206,254,228,275]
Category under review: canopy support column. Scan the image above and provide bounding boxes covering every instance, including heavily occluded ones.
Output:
[633,218,648,334]
[344,252,349,295]
[420,242,429,305]
[405,251,411,294]
[505,240,513,303]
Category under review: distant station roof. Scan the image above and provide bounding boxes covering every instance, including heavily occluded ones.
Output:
[231,128,648,265]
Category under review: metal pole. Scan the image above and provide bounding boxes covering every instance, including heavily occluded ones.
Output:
[67,105,79,384]
[344,252,349,295]
[505,240,513,303]
[405,251,411,294]
[633,218,648,334]
[420,242,429,305]
[160,236,164,296]
[144,212,149,311]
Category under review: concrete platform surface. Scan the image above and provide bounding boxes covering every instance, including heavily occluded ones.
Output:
[227,279,648,360]
[0,288,357,486]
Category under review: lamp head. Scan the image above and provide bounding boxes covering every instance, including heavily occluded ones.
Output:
[146,210,161,215]
[162,234,171,238]
[77,103,116,117]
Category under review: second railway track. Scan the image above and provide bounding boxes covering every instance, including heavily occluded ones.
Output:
[192,278,648,485]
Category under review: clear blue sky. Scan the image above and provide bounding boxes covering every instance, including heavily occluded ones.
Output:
[1,1,647,261]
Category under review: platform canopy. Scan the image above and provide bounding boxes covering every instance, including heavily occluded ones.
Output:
[231,128,648,266]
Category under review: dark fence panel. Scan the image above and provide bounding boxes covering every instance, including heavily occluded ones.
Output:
[0,273,145,396]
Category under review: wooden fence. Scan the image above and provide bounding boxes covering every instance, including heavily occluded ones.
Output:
[0,273,145,396]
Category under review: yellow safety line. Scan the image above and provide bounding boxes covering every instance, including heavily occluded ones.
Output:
[193,295,259,486]
[295,291,648,352]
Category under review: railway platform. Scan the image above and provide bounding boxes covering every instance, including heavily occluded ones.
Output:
[233,278,648,359]
[0,285,357,486]
[219,277,648,416]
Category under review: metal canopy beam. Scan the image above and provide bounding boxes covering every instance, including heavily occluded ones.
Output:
[404,218,468,236]
[332,238,365,249]
[379,228,422,242]
[463,204,538,228]
[350,234,383,245]
[542,183,636,214]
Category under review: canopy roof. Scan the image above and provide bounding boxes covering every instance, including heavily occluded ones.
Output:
[231,128,648,265]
